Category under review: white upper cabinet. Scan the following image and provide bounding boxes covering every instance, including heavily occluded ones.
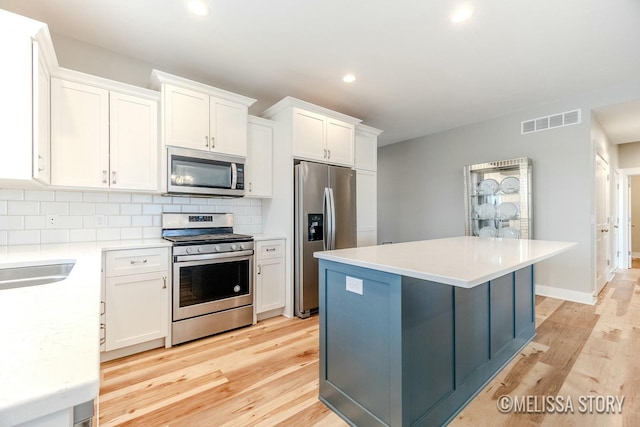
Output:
[109,92,158,191]
[51,71,160,191]
[210,97,249,157]
[355,125,381,172]
[246,116,274,198]
[291,107,355,166]
[326,118,355,166]
[292,109,326,160]
[150,70,256,158]
[51,78,110,188]
[263,97,360,167]
[33,42,52,184]
[0,10,58,185]
[164,84,209,151]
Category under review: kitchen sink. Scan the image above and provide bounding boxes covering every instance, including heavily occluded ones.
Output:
[0,262,75,290]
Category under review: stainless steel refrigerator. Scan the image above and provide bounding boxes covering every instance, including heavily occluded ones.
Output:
[294,161,357,318]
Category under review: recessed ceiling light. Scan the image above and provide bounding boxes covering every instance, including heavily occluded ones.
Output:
[187,0,210,17]
[451,6,473,23]
[343,74,356,83]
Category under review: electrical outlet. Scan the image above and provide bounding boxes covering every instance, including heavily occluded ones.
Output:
[95,214,106,228]
[46,215,57,228]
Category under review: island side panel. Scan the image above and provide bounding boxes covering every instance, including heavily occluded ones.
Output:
[318,259,403,427]
[514,266,535,338]
[401,277,456,424]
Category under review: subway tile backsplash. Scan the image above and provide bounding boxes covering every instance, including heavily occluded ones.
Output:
[0,189,262,246]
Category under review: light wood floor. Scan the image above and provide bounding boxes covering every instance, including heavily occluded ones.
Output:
[99,269,640,426]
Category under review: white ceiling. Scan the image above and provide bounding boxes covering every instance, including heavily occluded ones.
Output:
[1,0,640,146]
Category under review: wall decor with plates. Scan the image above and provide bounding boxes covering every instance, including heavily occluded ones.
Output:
[463,157,533,239]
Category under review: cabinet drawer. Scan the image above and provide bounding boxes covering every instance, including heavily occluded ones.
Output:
[256,240,284,260]
[105,247,169,277]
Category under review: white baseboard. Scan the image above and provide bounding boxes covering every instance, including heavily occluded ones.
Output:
[633,252,640,258]
[535,284,596,305]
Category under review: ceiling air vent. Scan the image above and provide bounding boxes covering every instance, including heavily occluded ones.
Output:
[521,109,581,134]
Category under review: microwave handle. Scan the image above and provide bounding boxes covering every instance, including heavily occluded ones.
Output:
[231,163,237,189]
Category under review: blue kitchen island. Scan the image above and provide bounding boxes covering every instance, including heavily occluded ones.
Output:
[314,236,575,427]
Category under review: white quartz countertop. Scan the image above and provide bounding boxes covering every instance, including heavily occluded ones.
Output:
[0,238,170,425]
[314,236,576,288]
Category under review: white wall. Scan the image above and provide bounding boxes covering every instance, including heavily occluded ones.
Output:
[631,176,640,254]
[378,78,640,302]
[0,188,262,246]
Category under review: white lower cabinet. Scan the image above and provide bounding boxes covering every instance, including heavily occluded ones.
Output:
[255,239,285,318]
[102,247,169,354]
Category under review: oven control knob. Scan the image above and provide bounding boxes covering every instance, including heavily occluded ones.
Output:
[215,245,221,252]
[186,247,193,254]
[197,247,203,253]
[231,244,238,251]
[239,244,246,250]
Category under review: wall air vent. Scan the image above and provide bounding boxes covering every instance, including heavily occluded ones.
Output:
[521,109,581,134]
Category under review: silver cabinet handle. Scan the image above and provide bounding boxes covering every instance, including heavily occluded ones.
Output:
[100,301,105,316]
[257,264,262,275]
[102,170,108,184]
[112,171,117,184]
[38,167,45,172]
[211,136,215,148]
[100,323,106,345]
[162,276,167,289]
[327,149,331,159]
[205,136,209,147]
[130,258,148,264]
[249,182,252,192]
[266,248,276,252]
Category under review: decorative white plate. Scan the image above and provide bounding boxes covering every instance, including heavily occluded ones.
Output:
[496,202,518,219]
[475,203,495,219]
[500,176,520,193]
[479,178,499,195]
[479,226,498,237]
[500,227,520,239]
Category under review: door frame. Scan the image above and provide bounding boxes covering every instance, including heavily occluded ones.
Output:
[618,167,640,269]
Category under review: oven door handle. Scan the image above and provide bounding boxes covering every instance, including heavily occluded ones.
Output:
[175,250,254,262]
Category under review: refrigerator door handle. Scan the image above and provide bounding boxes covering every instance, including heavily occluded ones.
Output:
[323,187,330,251]
[328,187,336,250]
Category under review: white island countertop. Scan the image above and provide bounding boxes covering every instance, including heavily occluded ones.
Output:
[0,239,170,425]
[314,236,576,288]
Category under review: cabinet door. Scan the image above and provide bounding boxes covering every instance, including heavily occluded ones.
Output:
[51,78,109,188]
[210,97,248,157]
[33,41,50,184]
[256,257,285,313]
[292,108,326,161]
[356,170,377,247]
[355,131,377,172]
[164,84,209,151]
[246,121,273,197]
[105,271,169,351]
[326,118,355,166]
[110,92,158,191]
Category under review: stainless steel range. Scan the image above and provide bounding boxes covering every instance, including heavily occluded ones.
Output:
[162,213,254,345]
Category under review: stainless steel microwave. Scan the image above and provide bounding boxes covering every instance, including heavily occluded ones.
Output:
[166,146,245,197]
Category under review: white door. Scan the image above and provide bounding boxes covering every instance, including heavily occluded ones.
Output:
[210,97,248,157]
[51,78,109,188]
[164,84,209,151]
[105,271,168,351]
[255,258,286,313]
[246,120,273,197]
[595,154,610,293]
[110,92,158,191]
[326,118,355,166]
[356,169,377,247]
[292,108,326,161]
[33,41,50,184]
